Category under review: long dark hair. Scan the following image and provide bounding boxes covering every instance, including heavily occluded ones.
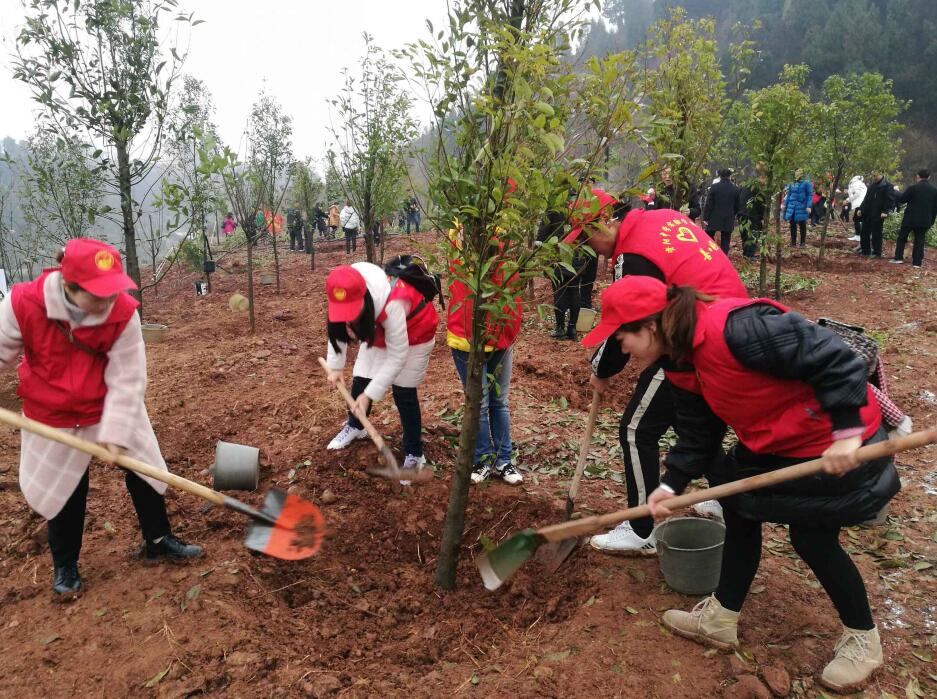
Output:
[327,292,376,352]
[617,285,714,365]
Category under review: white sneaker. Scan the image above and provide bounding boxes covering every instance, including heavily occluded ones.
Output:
[691,499,724,521]
[327,423,367,450]
[889,258,903,264]
[589,521,656,555]
[849,235,860,242]
[399,454,426,486]
[496,461,523,485]
[471,463,493,484]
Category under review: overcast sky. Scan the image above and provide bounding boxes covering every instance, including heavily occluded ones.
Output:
[0,0,451,163]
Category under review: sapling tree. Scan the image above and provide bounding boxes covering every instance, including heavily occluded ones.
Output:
[400,0,640,589]
[808,73,905,268]
[13,0,196,301]
[723,65,813,298]
[328,36,418,263]
[290,158,324,270]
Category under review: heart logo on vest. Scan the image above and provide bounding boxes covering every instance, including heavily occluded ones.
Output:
[332,287,347,301]
[676,227,698,243]
[94,250,116,271]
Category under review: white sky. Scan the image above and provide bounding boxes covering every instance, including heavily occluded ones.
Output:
[0,0,450,163]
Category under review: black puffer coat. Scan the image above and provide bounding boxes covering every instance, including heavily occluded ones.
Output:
[662,304,899,527]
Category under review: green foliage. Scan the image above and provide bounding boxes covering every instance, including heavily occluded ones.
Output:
[249,90,294,214]
[167,238,204,273]
[328,36,417,262]
[13,0,195,290]
[883,211,937,248]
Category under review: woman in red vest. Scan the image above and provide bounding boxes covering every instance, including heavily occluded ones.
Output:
[1,239,202,598]
[583,276,897,693]
[323,262,438,483]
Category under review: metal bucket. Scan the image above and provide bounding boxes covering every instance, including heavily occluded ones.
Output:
[654,517,726,595]
[259,273,275,285]
[141,323,168,344]
[576,308,596,333]
[212,441,260,491]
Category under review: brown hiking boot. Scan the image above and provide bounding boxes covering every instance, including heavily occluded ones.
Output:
[820,626,883,693]
[662,595,739,650]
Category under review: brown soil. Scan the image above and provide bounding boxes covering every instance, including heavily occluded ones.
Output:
[0,230,935,698]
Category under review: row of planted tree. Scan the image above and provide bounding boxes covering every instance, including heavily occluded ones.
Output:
[4,0,907,587]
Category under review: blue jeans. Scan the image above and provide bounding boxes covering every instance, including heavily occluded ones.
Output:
[451,347,513,466]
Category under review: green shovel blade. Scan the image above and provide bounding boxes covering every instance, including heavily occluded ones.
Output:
[476,529,546,590]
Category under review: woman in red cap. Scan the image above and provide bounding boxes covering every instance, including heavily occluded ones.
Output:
[323,262,438,482]
[582,276,897,693]
[0,238,202,599]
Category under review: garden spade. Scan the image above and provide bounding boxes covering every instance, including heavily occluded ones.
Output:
[318,357,433,483]
[477,428,937,590]
[0,407,324,561]
[539,389,601,574]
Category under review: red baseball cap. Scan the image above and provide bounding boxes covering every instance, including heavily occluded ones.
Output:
[60,238,137,297]
[562,188,619,244]
[326,266,367,322]
[581,276,668,347]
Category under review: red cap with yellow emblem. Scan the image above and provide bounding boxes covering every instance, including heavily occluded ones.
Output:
[60,238,137,297]
[326,265,367,322]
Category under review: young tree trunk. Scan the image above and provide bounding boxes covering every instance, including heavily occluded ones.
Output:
[247,239,256,333]
[773,192,783,300]
[435,340,484,590]
[363,218,375,263]
[817,172,840,270]
[116,142,142,307]
[272,232,281,294]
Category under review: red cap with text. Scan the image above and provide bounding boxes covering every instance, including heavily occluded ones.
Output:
[562,188,619,244]
[581,276,669,347]
[60,238,137,297]
[326,265,367,322]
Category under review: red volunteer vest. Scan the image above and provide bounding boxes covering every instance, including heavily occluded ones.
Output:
[615,209,747,392]
[445,245,522,350]
[689,298,881,457]
[11,270,139,428]
[373,278,439,347]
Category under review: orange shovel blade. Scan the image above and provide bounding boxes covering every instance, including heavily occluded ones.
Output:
[244,490,325,560]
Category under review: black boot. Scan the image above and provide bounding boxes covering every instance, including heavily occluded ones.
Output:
[565,319,577,340]
[52,562,81,597]
[550,309,566,339]
[142,534,203,562]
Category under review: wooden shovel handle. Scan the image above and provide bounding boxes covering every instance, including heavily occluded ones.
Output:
[0,406,225,506]
[317,357,398,468]
[567,390,601,507]
[538,428,937,542]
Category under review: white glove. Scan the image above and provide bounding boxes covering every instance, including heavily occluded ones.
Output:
[887,415,913,439]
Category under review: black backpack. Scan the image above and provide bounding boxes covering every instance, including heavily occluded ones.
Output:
[384,254,445,319]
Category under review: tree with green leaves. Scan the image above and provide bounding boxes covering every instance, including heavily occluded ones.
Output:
[638,8,757,209]
[723,64,813,297]
[21,128,106,248]
[290,158,324,269]
[808,72,905,267]
[400,0,639,589]
[248,91,294,293]
[13,0,196,301]
[328,36,417,264]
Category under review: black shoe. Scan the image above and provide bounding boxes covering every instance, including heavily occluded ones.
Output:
[550,328,566,340]
[565,327,577,340]
[143,535,203,561]
[52,562,82,597]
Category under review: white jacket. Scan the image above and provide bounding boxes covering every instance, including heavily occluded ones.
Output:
[339,206,360,230]
[325,262,409,402]
[847,176,866,208]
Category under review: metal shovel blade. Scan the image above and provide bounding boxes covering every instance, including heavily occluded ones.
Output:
[540,537,581,575]
[476,529,546,590]
[243,489,325,560]
[365,461,434,483]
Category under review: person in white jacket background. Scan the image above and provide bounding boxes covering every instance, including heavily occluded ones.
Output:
[339,201,361,255]
[323,262,438,482]
[847,175,867,243]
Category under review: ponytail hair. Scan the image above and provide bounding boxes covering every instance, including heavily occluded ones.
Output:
[660,286,713,364]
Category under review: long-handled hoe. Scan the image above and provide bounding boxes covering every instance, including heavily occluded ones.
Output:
[477,428,937,590]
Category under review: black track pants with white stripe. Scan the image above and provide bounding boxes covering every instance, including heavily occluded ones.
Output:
[617,362,675,539]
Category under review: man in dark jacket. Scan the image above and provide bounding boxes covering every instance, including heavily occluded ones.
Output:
[891,169,937,268]
[703,169,741,254]
[855,170,897,258]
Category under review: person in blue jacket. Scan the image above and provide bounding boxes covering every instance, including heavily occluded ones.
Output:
[782,168,813,248]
